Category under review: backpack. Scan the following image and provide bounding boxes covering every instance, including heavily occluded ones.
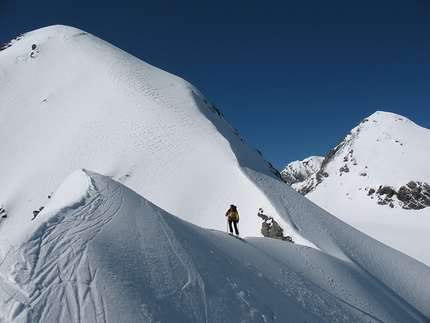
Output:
[227,209,239,221]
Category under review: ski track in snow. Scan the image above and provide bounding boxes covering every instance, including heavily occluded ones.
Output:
[0,170,210,323]
[155,210,209,323]
[0,174,121,322]
[0,171,429,322]
[0,25,277,242]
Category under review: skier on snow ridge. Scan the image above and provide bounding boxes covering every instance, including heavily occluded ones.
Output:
[225,204,239,236]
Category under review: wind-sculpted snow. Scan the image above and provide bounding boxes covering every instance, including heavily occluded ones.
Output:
[0,25,282,243]
[0,170,429,322]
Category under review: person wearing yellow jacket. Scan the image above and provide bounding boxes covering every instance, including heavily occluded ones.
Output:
[225,204,239,236]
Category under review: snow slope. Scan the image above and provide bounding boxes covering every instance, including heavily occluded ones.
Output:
[0,169,429,322]
[285,111,430,266]
[1,26,430,322]
[0,25,283,244]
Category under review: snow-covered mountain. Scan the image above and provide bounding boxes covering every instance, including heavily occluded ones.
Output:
[0,24,283,240]
[283,111,430,266]
[1,26,429,322]
[280,156,323,185]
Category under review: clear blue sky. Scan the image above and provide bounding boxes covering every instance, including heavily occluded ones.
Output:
[1,0,430,170]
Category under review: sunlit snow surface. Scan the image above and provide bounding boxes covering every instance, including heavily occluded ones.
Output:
[0,26,429,322]
[0,170,429,322]
[296,112,430,266]
[0,25,284,242]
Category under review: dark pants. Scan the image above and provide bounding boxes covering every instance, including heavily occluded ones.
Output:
[228,219,239,235]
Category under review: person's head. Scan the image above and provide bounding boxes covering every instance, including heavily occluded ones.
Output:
[230,204,236,211]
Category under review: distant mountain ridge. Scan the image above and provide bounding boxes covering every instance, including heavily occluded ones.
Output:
[281,111,430,265]
[280,156,323,186]
[284,111,430,209]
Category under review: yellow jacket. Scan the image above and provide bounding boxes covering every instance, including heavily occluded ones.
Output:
[225,209,239,221]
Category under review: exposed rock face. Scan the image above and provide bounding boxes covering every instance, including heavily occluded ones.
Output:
[0,207,6,218]
[368,181,430,210]
[0,33,25,51]
[257,209,293,242]
[306,121,366,195]
[280,156,323,186]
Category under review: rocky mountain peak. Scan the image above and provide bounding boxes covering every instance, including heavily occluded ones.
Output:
[284,111,430,207]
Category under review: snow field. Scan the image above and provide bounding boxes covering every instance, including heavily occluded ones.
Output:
[0,26,285,244]
[2,170,429,322]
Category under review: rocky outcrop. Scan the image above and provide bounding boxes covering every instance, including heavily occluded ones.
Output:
[0,33,25,51]
[257,209,293,242]
[368,181,430,210]
[0,206,6,218]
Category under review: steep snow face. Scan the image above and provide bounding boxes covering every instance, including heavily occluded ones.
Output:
[280,156,323,185]
[0,25,284,245]
[1,170,429,322]
[289,111,430,266]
